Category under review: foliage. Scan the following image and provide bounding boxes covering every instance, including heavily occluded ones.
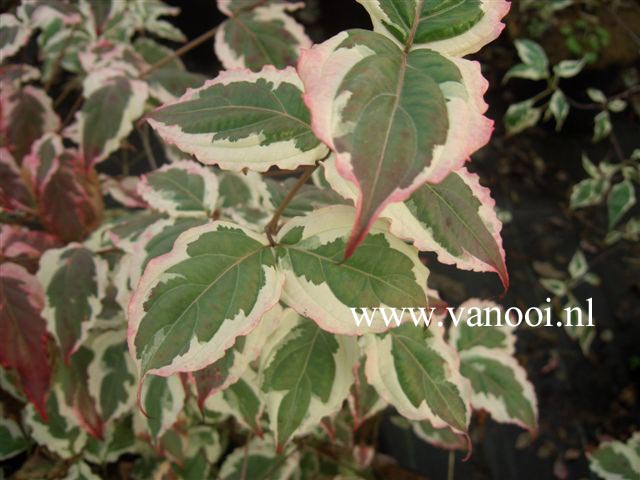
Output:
[6,0,630,478]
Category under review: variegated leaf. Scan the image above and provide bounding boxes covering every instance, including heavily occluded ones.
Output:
[138,374,185,440]
[147,66,328,172]
[24,385,87,458]
[276,206,430,335]
[357,0,510,56]
[348,360,387,430]
[0,85,60,162]
[0,262,51,419]
[298,29,493,256]
[138,161,219,217]
[218,436,299,480]
[588,432,640,480]
[259,310,358,449]
[84,415,136,464]
[38,244,108,362]
[129,0,186,42]
[107,210,167,253]
[0,64,40,87]
[324,158,508,287]
[264,175,347,219]
[364,323,471,433]
[0,416,28,461]
[80,71,148,165]
[412,419,466,451]
[215,0,311,71]
[87,329,136,425]
[22,133,64,195]
[0,13,31,60]
[0,147,35,213]
[205,369,264,435]
[193,302,283,407]
[101,174,147,209]
[128,221,283,379]
[61,461,100,480]
[448,299,516,354]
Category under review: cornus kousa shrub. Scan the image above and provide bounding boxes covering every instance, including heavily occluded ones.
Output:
[1,0,540,478]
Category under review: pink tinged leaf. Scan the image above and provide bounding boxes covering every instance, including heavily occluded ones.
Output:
[100,174,147,209]
[22,132,65,195]
[0,147,35,213]
[298,30,493,257]
[0,262,52,420]
[0,224,60,273]
[0,85,60,163]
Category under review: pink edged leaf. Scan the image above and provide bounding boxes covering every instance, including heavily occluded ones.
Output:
[37,244,108,364]
[297,29,493,257]
[0,85,60,162]
[100,174,148,209]
[0,147,35,214]
[0,224,60,273]
[215,0,311,71]
[0,262,52,419]
[356,0,510,56]
[146,66,327,172]
[38,151,104,242]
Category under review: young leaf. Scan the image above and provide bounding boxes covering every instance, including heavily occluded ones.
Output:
[588,432,640,480]
[326,160,509,289]
[215,0,311,71]
[276,206,430,335]
[504,99,542,135]
[87,329,136,425]
[260,310,358,449]
[128,221,283,379]
[298,29,493,255]
[138,161,219,217]
[129,0,186,42]
[356,0,510,56]
[0,85,60,162]
[0,262,52,419]
[513,39,549,80]
[568,250,588,279]
[593,111,612,142]
[38,244,108,362]
[553,58,585,78]
[79,71,148,165]
[607,180,636,229]
[549,89,570,131]
[147,66,328,172]
[364,324,471,433]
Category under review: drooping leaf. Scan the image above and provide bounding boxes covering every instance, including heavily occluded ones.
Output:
[259,310,358,449]
[276,206,430,335]
[215,1,311,71]
[79,72,148,165]
[412,419,466,451]
[138,160,219,217]
[298,29,493,256]
[193,302,283,408]
[588,432,640,480]
[356,0,509,55]
[364,323,471,433]
[324,159,508,288]
[129,221,283,378]
[147,66,328,172]
[87,329,136,425]
[38,244,108,362]
[0,262,52,419]
[0,85,60,162]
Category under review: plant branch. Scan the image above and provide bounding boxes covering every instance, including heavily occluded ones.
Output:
[139,25,219,78]
[265,163,318,245]
[139,123,158,170]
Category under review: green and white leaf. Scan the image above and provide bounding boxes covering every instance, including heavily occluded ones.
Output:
[147,66,327,172]
[24,386,87,458]
[137,374,185,440]
[364,323,471,433]
[570,177,609,209]
[0,13,31,59]
[561,298,595,355]
[129,221,282,378]
[276,206,430,335]
[84,415,136,464]
[138,161,219,217]
[38,244,108,361]
[448,299,516,354]
[588,432,640,480]
[607,180,636,229]
[568,250,588,279]
[348,360,387,429]
[259,311,358,448]
[459,347,538,432]
[215,1,311,71]
[587,88,607,104]
[356,0,510,56]
[513,39,549,80]
[87,329,136,425]
[593,111,612,142]
[412,419,466,451]
[553,58,585,78]
[505,99,542,135]
[218,435,299,480]
[61,462,100,480]
[548,89,569,131]
[0,416,28,461]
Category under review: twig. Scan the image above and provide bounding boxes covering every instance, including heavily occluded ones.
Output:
[139,123,158,170]
[447,450,455,480]
[139,25,219,78]
[60,94,83,131]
